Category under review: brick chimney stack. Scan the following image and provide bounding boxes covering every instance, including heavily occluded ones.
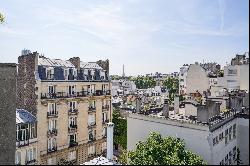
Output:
[69,57,81,70]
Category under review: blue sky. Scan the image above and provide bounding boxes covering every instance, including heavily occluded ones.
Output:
[0,0,249,76]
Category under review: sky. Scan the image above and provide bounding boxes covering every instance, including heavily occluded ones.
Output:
[0,0,249,76]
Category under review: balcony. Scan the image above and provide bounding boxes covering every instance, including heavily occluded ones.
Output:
[68,109,79,115]
[16,139,29,147]
[102,105,109,111]
[41,90,111,99]
[69,141,78,148]
[88,107,96,113]
[68,125,78,133]
[47,112,58,118]
[26,159,37,165]
[48,146,57,153]
[47,129,57,137]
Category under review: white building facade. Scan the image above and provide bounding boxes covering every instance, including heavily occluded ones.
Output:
[127,113,249,165]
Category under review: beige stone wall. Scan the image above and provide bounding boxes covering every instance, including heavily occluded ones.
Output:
[36,81,111,165]
[16,142,38,165]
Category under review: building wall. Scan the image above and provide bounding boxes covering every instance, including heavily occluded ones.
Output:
[36,81,111,164]
[237,117,249,165]
[127,114,212,163]
[0,64,17,165]
[239,64,249,92]
[16,142,38,165]
[127,114,242,165]
[186,64,209,95]
[17,53,38,115]
[184,104,197,117]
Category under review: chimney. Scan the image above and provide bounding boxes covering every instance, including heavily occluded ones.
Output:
[162,98,169,118]
[69,57,80,70]
[106,122,114,161]
[136,98,141,113]
[174,96,179,114]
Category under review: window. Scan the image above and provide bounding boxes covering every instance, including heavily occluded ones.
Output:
[26,147,37,162]
[225,129,229,145]
[91,85,95,94]
[69,117,77,127]
[219,132,224,141]
[68,151,76,161]
[233,146,237,161]
[48,85,56,94]
[233,124,236,139]
[15,151,21,165]
[88,145,96,155]
[69,134,77,143]
[30,123,37,139]
[69,101,77,111]
[88,114,96,126]
[102,127,107,137]
[48,120,57,131]
[48,138,56,151]
[47,68,54,79]
[89,100,96,109]
[228,69,237,75]
[229,151,232,165]
[69,85,76,95]
[102,112,108,123]
[48,103,57,115]
[225,154,229,165]
[17,124,27,141]
[64,69,69,80]
[88,130,96,141]
[229,126,232,140]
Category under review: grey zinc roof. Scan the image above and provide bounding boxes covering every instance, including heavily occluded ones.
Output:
[16,109,36,124]
[38,56,75,68]
[80,62,103,69]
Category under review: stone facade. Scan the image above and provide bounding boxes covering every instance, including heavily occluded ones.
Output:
[17,52,112,165]
[0,63,17,165]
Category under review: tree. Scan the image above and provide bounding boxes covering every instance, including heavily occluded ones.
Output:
[113,108,127,149]
[127,132,207,165]
[0,12,4,24]
[163,77,179,101]
[133,76,156,89]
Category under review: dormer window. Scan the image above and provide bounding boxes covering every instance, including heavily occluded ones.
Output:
[64,69,69,80]
[46,68,54,80]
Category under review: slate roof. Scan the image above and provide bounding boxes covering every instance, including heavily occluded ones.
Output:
[16,109,36,124]
[38,56,75,68]
[80,62,103,69]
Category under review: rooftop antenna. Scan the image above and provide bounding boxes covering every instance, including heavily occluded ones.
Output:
[122,64,125,79]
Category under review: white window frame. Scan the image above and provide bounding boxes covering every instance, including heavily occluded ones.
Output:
[69,101,77,110]
[88,145,96,155]
[69,117,77,127]
[48,103,57,114]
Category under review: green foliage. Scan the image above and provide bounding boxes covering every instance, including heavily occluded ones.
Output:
[119,149,128,165]
[133,76,156,89]
[0,12,4,24]
[127,132,207,165]
[163,77,179,101]
[113,108,127,149]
